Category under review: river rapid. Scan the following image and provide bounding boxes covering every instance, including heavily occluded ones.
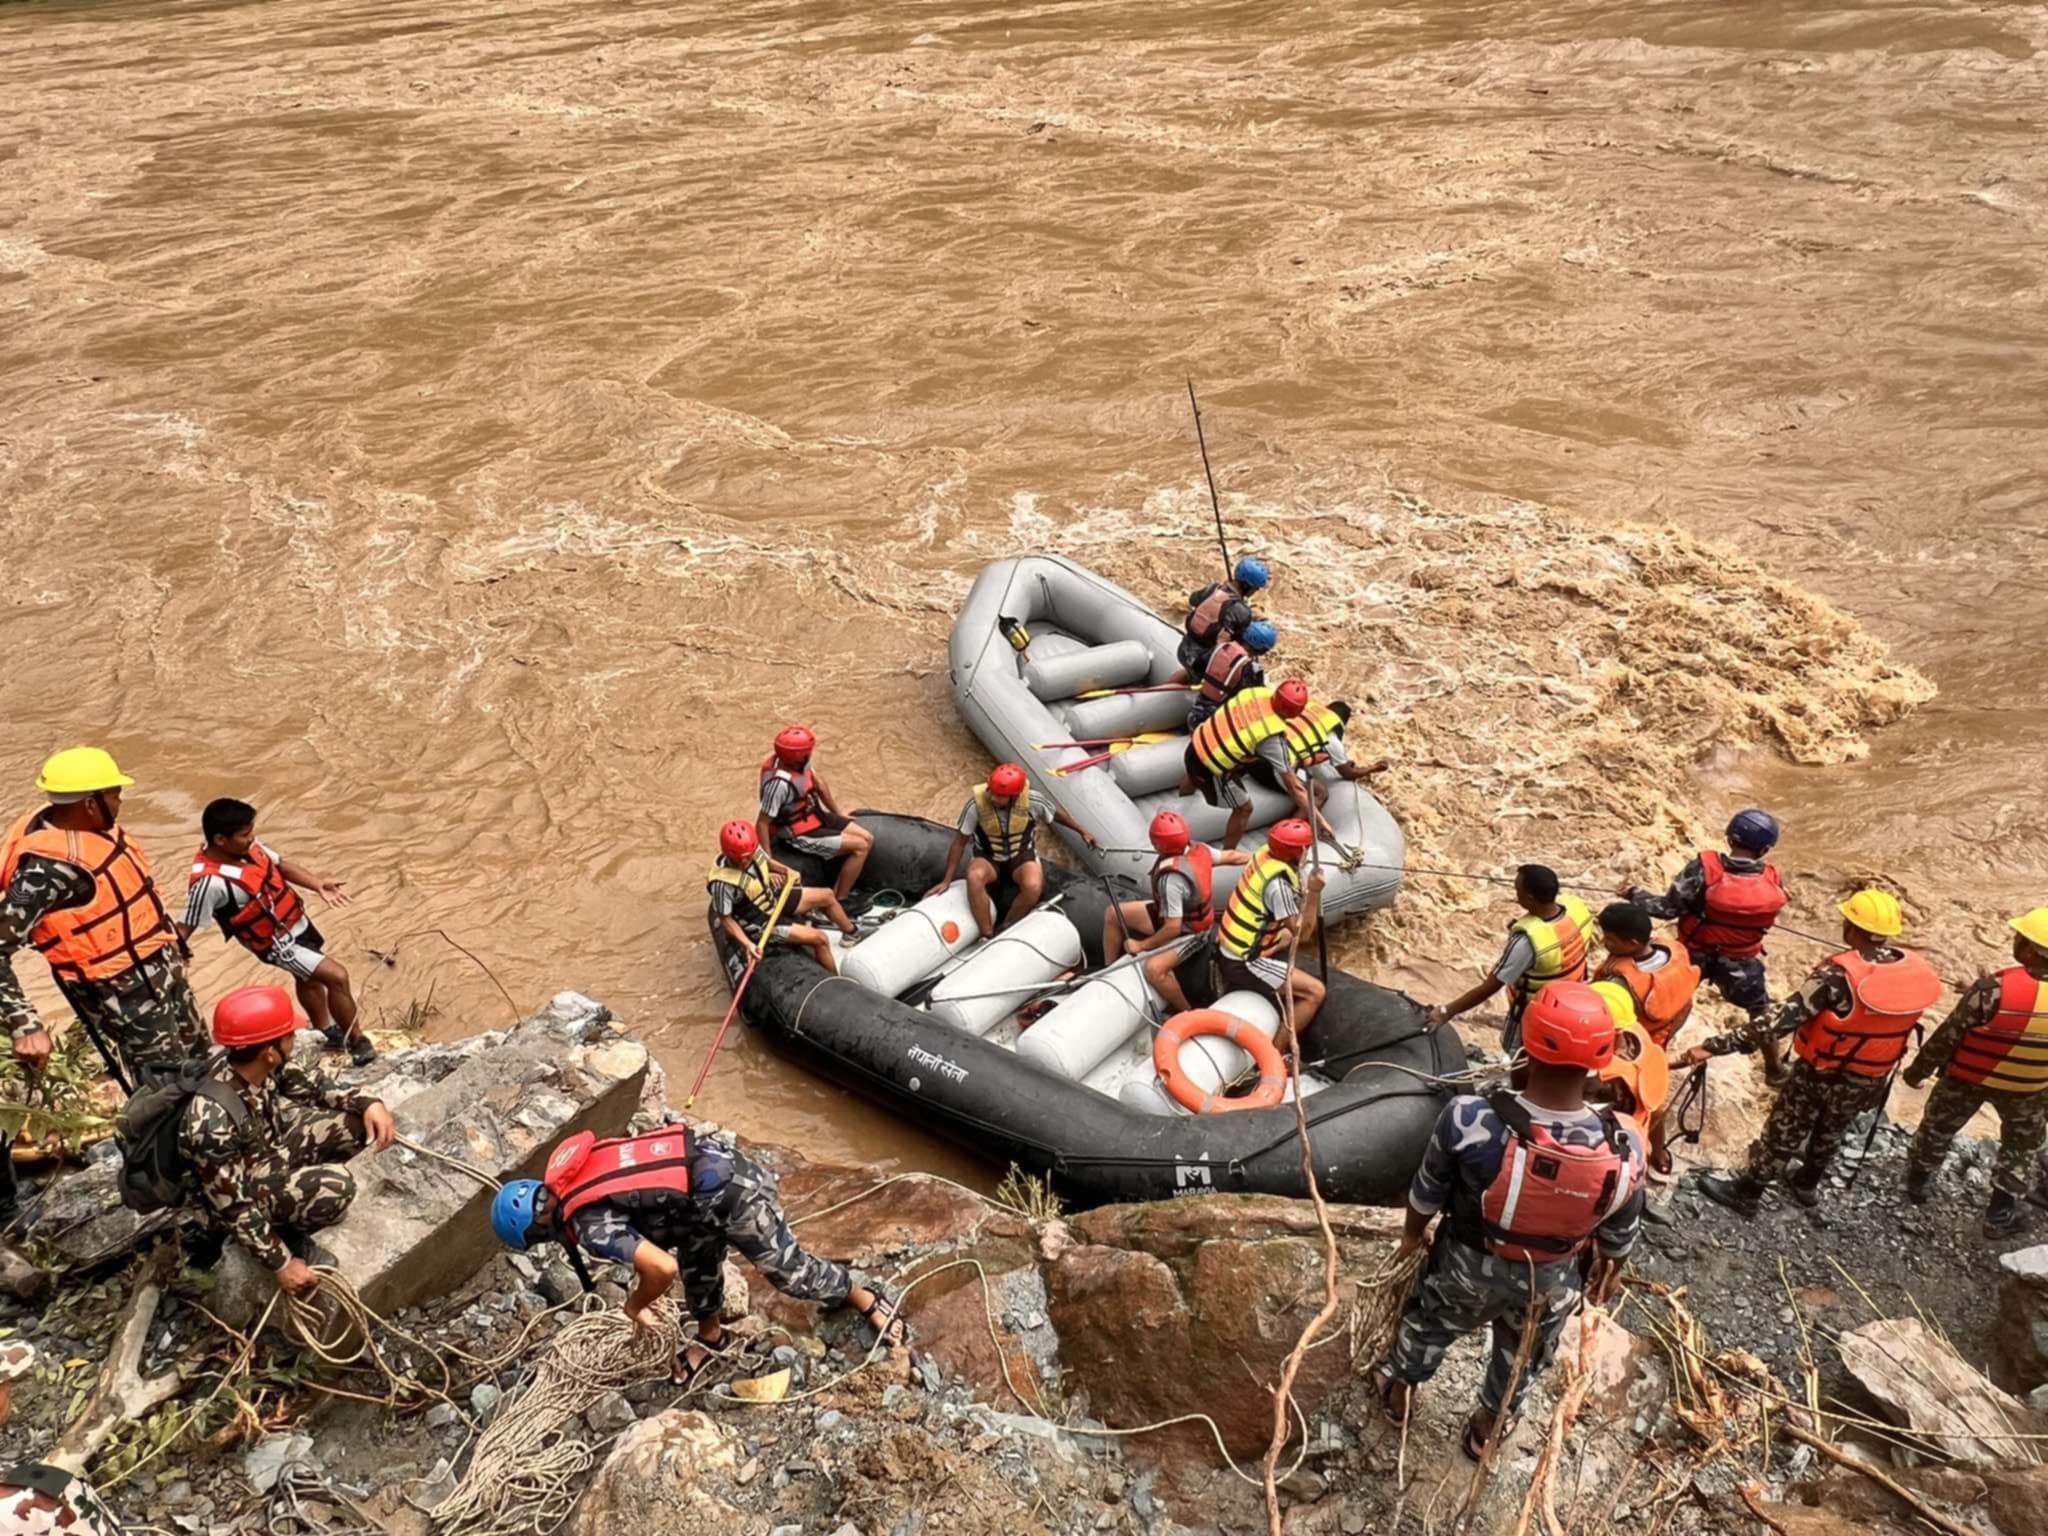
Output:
[4,0,2044,1171]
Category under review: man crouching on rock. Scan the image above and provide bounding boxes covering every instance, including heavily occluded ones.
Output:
[182,985,396,1296]
[1378,982,1646,1459]
[490,1128,908,1384]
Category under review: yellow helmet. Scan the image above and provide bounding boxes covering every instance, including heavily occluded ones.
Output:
[35,746,136,797]
[2012,908,2048,952]
[1838,888,1905,939]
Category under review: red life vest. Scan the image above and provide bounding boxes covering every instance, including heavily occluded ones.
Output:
[1185,582,1240,645]
[1197,640,1255,707]
[1152,844,1216,933]
[1676,851,1786,960]
[1947,967,2048,1094]
[543,1127,695,1225]
[1793,948,1944,1079]
[190,842,307,957]
[759,756,823,837]
[1452,1093,1636,1263]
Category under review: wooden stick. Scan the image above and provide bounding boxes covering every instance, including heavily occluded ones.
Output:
[48,1281,185,1474]
[1776,1425,1975,1536]
[1735,1483,1789,1536]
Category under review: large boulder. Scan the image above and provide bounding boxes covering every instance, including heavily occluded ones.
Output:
[1994,1243,2048,1394]
[1838,1317,2044,1469]
[564,1409,740,1536]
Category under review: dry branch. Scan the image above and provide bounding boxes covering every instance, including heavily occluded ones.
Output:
[48,1281,186,1474]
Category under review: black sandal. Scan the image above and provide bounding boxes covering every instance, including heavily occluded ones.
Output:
[858,1288,911,1348]
[673,1333,730,1386]
[1461,1410,1507,1462]
[1378,1375,1413,1427]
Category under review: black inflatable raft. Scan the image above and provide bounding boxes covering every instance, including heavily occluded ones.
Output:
[710,813,1462,1207]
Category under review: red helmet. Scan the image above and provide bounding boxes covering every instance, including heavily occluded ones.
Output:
[1149,810,1191,856]
[1275,679,1309,718]
[719,819,758,862]
[212,984,303,1049]
[988,763,1028,799]
[1520,982,1617,1071]
[1267,818,1314,861]
[773,726,815,766]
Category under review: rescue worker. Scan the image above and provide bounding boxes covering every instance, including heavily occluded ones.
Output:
[709,820,849,977]
[1625,809,1791,1085]
[1174,557,1269,678]
[178,797,372,1066]
[1100,811,1251,1015]
[756,727,874,904]
[1593,902,1701,1174]
[1427,865,1598,1054]
[179,985,396,1297]
[1679,888,1943,1216]
[2,747,205,1091]
[1178,679,1310,852]
[0,1464,125,1536]
[1210,817,1325,1049]
[1184,618,1275,734]
[927,764,1098,939]
[490,1125,908,1384]
[1254,696,1389,840]
[1380,982,1645,1458]
[1901,907,2048,1236]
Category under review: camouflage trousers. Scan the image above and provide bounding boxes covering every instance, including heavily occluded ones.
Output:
[1692,951,1771,1017]
[1383,1236,1583,1420]
[1907,1075,2048,1199]
[0,1463,124,1536]
[58,949,207,1087]
[221,1109,367,1248]
[677,1153,852,1322]
[1739,1060,1890,1187]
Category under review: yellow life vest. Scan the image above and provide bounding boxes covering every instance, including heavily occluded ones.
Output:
[1510,894,1597,998]
[1191,687,1289,777]
[1280,703,1343,766]
[1218,850,1301,961]
[972,786,1036,865]
[706,852,785,924]
[1947,967,2048,1094]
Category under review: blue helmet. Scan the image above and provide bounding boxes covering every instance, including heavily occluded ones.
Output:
[1726,808,1780,853]
[1234,557,1269,591]
[491,1179,545,1251]
[1242,619,1278,653]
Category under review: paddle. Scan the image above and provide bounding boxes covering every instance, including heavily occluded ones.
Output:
[1052,734,1178,775]
[1073,683,1199,701]
[685,870,800,1109]
[1032,734,1169,750]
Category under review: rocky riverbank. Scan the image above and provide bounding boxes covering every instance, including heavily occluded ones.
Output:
[5,1006,2048,1535]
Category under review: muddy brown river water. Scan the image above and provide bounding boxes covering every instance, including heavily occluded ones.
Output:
[3,0,2044,1175]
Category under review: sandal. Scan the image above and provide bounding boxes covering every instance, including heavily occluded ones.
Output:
[1378,1374,1413,1427]
[673,1333,730,1386]
[1460,1409,1509,1462]
[858,1288,912,1349]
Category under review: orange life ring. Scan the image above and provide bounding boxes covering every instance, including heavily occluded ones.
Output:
[1153,1009,1289,1114]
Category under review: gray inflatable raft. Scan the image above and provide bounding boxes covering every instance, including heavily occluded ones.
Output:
[948,555,1404,918]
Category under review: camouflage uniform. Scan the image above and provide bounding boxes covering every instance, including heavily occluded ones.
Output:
[1630,858,1775,1016]
[0,1464,124,1536]
[2,850,206,1086]
[1705,961,1889,1187]
[566,1142,852,1321]
[1906,975,2048,1199]
[177,1054,374,1272]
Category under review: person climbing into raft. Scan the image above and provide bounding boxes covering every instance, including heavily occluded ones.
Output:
[709,820,850,977]
[1184,616,1274,733]
[1380,981,1645,1459]
[1427,864,1597,1055]
[1100,810,1250,1015]
[1208,816,1325,1050]
[1178,678,1309,852]
[1172,556,1269,680]
[178,797,373,1066]
[1624,809,1792,1086]
[927,764,1097,939]
[175,985,396,1296]
[1901,906,2048,1236]
[490,1125,908,1385]
[756,726,874,905]
[1592,902,1700,1175]
[1677,888,1943,1218]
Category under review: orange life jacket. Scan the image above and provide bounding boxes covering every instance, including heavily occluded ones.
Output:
[1152,845,1216,933]
[1191,686,1290,777]
[190,842,307,957]
[1677,851,1786,960]
[1,812,178,986]
[759,756,823,837]
[1185,582,1242,646]
[1946,967,2048,1094]
[1197,640,1256,707]
[544,1126,695,1226]
[1596,945,1702,1048]
[1450,1093,1636,1263]
[1793,948,1944,1079]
